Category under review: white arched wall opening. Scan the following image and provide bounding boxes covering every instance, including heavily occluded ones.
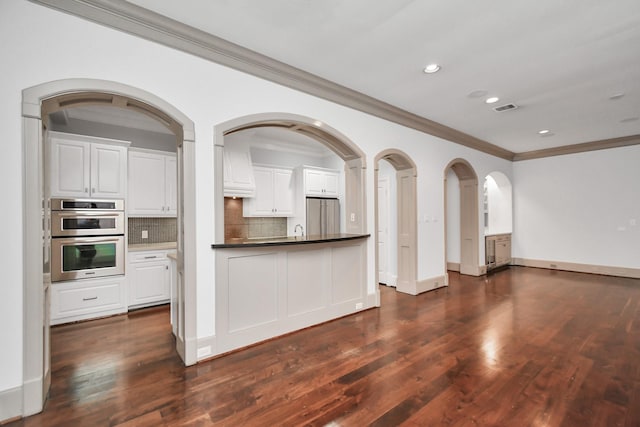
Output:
[212,112,367,243]
[444,158,482,276]
[21,79,198,417]
[374,149,418,295]
[484,171,513,235]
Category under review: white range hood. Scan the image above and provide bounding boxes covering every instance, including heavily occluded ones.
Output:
[223,143,255,198]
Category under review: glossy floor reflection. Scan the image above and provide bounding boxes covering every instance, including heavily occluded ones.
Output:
[10,267,640,426]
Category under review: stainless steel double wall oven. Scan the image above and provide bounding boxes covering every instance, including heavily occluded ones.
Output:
[51,198,125,282]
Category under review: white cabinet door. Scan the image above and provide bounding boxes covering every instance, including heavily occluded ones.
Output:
[323,172,339,197]
[273,168,294,215]
[244,166,294,217]
[49,132,128,199]
[304,168,339,198]
[128,150,176,216]
[50,138,91,198]
[90,143,127,199]
[128,257,170,307]
[128,151,165,215]
[165,155,177,215]
[304,169,326,197]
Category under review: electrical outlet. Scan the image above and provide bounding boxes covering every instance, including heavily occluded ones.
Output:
[355,302,363,310]
[141,230,148,239]
[350,213,356,221]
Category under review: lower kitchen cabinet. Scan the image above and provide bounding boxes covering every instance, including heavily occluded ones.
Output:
[127,250,173,309]
[50,275,127,325]
[485,233,512,270]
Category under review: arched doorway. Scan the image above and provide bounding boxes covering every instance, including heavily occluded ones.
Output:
[375,149,418,295]
[444,159,481,276]
[213,113,367,242]
[21,79,197,416]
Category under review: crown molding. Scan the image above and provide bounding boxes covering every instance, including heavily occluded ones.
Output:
[513,134,640,161]
[29,0,515,160]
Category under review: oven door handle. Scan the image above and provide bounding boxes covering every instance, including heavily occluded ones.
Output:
[55,212,121,218]
[60,237,123,244]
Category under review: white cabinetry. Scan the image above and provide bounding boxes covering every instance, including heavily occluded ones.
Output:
[243,166,294,217]
[50,275,127,325]
[128,149,177,216]
[127,250,172,308]
[224,144,255,198]
[49,131,129,199]
[485,233,511,270]
[304,167,339,197]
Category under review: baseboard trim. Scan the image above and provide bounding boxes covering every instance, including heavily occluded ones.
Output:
[446,262,460,272]
[415,275,448,294]
[196,335,217,361]
[512,258,640,279]
[0,385,23,423]
[366,290,381,308]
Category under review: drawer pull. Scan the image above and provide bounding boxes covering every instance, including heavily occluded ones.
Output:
[144,256,158,259]
[83,296,98,301]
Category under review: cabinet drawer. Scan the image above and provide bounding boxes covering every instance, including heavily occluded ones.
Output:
[129,251,168,263]
[51,277,126,324]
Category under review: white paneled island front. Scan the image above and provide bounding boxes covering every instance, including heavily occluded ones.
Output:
[212,234,371,355]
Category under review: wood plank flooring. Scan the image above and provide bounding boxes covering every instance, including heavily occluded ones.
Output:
[8,266,640,426]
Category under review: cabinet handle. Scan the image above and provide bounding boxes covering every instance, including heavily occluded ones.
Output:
[92,188,95,194]
[144,255,158,259]
[85,187,88,193]
[83,296,98,301]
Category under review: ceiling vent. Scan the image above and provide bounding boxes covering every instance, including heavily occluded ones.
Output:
[493,103,518,112]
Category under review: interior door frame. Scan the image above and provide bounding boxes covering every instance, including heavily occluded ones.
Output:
[374,149,418,295]
[20,78,198,417]
[443,158,482,276]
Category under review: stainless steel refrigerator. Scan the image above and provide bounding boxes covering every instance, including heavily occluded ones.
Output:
[306,197,340,236]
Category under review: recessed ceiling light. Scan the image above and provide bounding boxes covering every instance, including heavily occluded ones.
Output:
[423,64,441,74]
[485,97,499,104]
[538,129,550,135]
[610,93,625,100]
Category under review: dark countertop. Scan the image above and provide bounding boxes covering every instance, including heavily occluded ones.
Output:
[211,233,370,249]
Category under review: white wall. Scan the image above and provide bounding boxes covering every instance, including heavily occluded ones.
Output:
[513,145,640,268]
[0,0,513,411]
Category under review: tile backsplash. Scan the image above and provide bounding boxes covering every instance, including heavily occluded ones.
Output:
[128,217,177,244]
[225,197,287,240]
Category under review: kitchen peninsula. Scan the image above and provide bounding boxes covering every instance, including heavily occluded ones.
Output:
[212,233,370,355]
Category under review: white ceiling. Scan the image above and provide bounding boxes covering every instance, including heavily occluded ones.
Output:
[125,0,640,154]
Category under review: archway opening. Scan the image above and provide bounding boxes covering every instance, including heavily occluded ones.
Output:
[22,79,196,416]
[213,113,367,244]
[374,149,418,295]
[444,159,481,276]
[483,171,513,235]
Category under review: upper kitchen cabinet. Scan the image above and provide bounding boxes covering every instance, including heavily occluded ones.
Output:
[128,149,177,216]
[303,166,339,198]
[243,165,295,217]
[224,144,256,198]
[49,131,129,199]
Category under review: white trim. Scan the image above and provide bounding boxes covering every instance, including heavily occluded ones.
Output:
[447,262,460,272]
[415,275,448,294]
[0,385,23,422]
[28,0,513,160]
[512,258,640,279]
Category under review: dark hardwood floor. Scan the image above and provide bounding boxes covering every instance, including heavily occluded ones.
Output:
[8,266,640,426]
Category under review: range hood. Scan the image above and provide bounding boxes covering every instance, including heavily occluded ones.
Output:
[223,143,255,198]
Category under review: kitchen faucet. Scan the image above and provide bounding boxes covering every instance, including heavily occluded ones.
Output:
[294,224,304,237]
